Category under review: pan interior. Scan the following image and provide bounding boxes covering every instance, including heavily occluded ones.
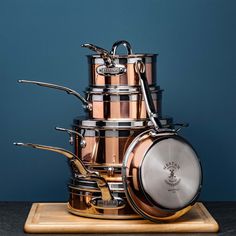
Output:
[140,137,201,209]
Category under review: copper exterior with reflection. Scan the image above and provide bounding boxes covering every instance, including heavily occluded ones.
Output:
[72,117,173,167]
[86,89,162,120]
[67,179,140,219]
[88,58,156,86]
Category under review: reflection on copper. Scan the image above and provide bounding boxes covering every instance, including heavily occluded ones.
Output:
[68,188,140,219]
[89,63,155,86]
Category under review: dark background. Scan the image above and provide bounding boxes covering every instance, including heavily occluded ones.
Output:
[0,0,235,201]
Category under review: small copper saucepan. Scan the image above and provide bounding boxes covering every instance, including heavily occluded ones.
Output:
[13,142,128,216]
[120,61,203,222]
[67,178,139,219]
[17,80,162,120]
[82,40,157,87]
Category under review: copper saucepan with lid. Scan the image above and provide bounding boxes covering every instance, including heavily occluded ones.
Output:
[82,40,157,87]
[18,80,162,120]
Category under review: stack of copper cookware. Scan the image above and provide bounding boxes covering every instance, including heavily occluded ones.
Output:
[15,40,202,222]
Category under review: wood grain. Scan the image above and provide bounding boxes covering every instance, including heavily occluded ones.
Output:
[24,202,219,233]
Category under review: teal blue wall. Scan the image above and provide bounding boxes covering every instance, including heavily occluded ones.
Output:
[0,0,235,201]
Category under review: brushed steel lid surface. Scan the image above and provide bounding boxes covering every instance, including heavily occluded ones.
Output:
[141,137,202,209]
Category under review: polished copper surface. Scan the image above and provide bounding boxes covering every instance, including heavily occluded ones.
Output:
[68,187,140,219]
[89,63,156,86]
[88,99,161,120]
[73,127,145,165]
[85,89,162,120]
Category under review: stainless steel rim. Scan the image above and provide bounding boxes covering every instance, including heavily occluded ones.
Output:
[73,116,173,129]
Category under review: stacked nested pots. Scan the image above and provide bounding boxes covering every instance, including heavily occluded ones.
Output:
[15,40,202,223]
[69,40,172,219]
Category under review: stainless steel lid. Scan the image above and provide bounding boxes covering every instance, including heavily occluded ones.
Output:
[82,40,157,73]
[140,136,202,209]
[87,54,157,65]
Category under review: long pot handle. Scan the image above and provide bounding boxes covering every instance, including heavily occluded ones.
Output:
[18,80,92,111]
[13,142,118,205]
[135,61,162,130]
[14,142,92,176]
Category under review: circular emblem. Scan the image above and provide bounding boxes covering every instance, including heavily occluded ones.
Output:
[163,161,181,187]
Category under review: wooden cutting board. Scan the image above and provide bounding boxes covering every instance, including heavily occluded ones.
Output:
[24,202,219,233]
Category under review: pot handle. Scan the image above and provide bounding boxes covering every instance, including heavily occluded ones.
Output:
[18,80,92,111]
[81,43,114,67]
[135,61,162,130]
[13,142,125,208]
[55,127,86,147]
[13,142,92,176]
[110,40,133,55]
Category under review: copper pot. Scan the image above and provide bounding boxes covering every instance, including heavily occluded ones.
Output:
[85,86,162,119]
[68,178,139,219]
[18,80,162,120]
[71,117,174,172]
[82,40,157,86]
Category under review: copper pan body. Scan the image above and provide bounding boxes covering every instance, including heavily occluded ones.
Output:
[89,61,156,86]
[67,179,140,219]
[85,88,162,120]
[73,126,145,166]
[72,117,173,181]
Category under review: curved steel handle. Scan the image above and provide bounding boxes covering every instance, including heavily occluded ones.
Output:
[13,142,92,176]
[13,142,116,203]
[135,61,162,130]
[55,127,86,147]
[110,40,133,55]
[81,43,114,67]
[18,80,92,111]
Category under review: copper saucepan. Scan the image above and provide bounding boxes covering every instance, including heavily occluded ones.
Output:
[67,178,140,219]
[18,80,162,120]
[13,142,127,213]
[82,40,157,87]
[121,61,203,222]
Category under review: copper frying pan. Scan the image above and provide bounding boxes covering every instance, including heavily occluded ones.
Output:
[121,61,203,222]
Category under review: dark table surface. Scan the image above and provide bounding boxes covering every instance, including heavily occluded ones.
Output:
[0,202,235,236]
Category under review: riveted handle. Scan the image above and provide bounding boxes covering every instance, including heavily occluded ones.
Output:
[18,80,92,111]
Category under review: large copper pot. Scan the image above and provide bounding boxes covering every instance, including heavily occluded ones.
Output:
[72,117,173,169]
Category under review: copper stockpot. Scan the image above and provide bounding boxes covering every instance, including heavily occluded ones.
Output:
[82,40,157,87]
[71,117,174,181]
